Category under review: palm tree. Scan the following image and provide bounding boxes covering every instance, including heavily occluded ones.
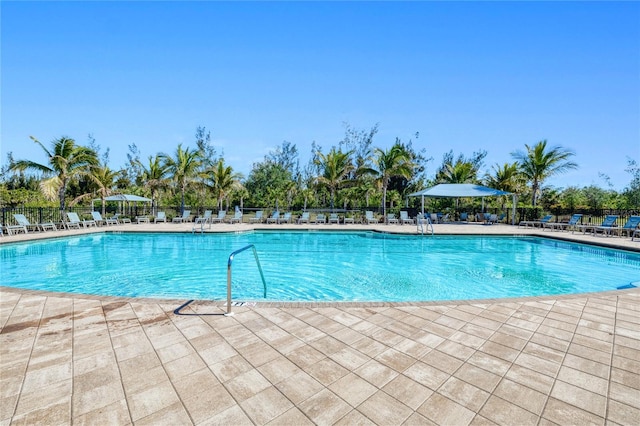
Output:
[484,162,523,194]
[207,159,241,210]
[438,160,477,184]
[70,164,120,215]
[372,144,413,216]
[160,145,203,214]
[135,155,170,212]
[484,162,523,210]
[511,140,578,206]
[314,148,354,209]
[10,136,99,212]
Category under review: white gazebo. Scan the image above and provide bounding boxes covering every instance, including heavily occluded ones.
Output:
[92,194,153,215]
[409,184,517,225]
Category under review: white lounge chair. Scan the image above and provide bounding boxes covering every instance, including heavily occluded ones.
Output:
[329,213,340,224]
[67,212,96,228]
[297,212,310,224]
[210,211,226,224]
[519,214,553,228]
[172,210,191,223]
[575,215,618,235]
[400,211,414,225]
[365,211,377,224]
[266,211,280,224]
[91,211,118,226]
[544,214,582,232]
[227,210,243,224]
[386,213,399,225]
[154,211,167,223]
[112,214,130,224]
[5,221,28,235]
[315,213,326,224]
[278,212,292,224]
[250,211,264,223]
[14,213,56,232]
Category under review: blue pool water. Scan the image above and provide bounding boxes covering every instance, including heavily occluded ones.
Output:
[1,231,638,302]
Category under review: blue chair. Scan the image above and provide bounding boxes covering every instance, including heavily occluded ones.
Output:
[544,213,582,232]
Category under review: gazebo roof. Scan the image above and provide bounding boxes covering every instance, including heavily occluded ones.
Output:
[409,184,511,198]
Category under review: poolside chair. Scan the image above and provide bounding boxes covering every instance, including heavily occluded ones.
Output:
[574,215,618,235]
[266,211,280,224]
[5,221,28,235]
[544,214,582,232]
[154,211,167,223]
[329,213,340,224]
[364,211,377,224]
[343,214,355,224]
[315,213,326,224]
[278,212,292,224]
[459,212,469,223]
[195,210,212,225]
[91,211,118,226]
[430,213,439,224]
[14,213,56,232]
[600,215,639,238]
[172,210,191,223]
[386,213,399,225]
[210,210,226,224]
[297,212,310,224]
[250,211,264,223]
[227,210,243,224]
[112,214,130,224]
[67,212,97,228]
[400,211,414,225]
[633,229,640,242]
[486,214,498,225]
[519,214,553,228]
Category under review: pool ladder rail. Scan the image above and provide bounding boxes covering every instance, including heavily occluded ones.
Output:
[416,214,434,236]
[174,244,268,316]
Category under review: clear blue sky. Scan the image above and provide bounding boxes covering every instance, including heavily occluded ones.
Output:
[2,1,639,190]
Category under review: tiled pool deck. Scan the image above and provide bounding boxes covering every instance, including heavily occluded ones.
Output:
[1,223,639,425]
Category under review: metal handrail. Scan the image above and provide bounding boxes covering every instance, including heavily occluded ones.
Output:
[416,214,434,236]
[226,244,267,316]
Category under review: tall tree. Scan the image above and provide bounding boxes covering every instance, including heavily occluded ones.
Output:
[511,140,578,206]
[436,150,486,184]
[70,164,120,215]
[314,148,354,209]
[135,155,170,211]
[372,144,413,216]
[159,145,203,213]
[9,136,99,211]
[207,158,241,210]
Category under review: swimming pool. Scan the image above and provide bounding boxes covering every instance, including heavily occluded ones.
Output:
[2,231,638,302]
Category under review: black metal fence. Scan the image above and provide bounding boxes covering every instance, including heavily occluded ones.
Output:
[2,205,639,227]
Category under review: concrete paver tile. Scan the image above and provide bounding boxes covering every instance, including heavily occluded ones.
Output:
[417,392,475,426]
[298,388,352,425]
[382,374,433,410]
[127,380,180,421]
[274,371,324,405]
[550,380,607,417]
[479,395,539,425]
[181,383,237,424]
[439,376,490,412]
[329,373,378,407]
[73,399,131,426]
[334,409,377,425]
[199,404,253,426]
[541,397,604,425]
[240,386,294,424]
[358,390,414,425]
[224,368,272,402]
